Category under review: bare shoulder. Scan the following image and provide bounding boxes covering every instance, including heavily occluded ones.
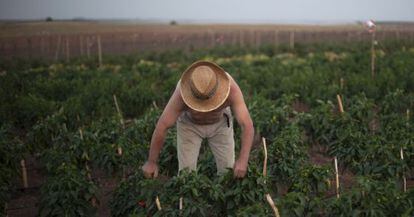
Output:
[168,83,186,112]
[157,83,185,128]
[227,73,244,104]
[225,73,251,123]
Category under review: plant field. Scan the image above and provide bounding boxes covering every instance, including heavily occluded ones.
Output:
[1,40,414,216]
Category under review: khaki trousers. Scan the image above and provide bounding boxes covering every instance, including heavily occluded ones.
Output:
[177,107,235,174]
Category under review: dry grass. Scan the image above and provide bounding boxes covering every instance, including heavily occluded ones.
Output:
[0,21,367,38]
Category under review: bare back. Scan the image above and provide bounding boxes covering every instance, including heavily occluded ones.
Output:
[159,73,249,129]
[184,100,230,125]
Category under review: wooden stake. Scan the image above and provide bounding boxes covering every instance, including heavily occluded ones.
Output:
[79,129,84,140]
[336,94,344,113]
[232,31,237,46]
[266,194,280,217]
[40,36,45,56]
[27,38,32,58]
[179,197,183,210]
[65,38,70,62]
[400,148,406,192]
[262,137,268,177]
[79,128,94,198]
[80,36,84,56]
[239,30,244,47]
[86,37,90,58]
[210,31,215,48]
[46,36,51,58]
[346,31,351,42]
[155,197,162,211]
[335,94,344,198]
[401,108,410,192]
[290,31,295,50]
[54,36,61,61]
[117,147,123,156]
[334,157,340,198]
[152,171,162,211]
[97,35,102,67]
[85,163,92,180]
[371,31,376,78]
[340,78,344,90]
[255,31,261,49]
[262,138,280,217]
[21,160,28,188]
[113,94,125,128]
[152,101,159,110]
[274,30,279,48]
[79,128,93,180]
[113,94,125,179]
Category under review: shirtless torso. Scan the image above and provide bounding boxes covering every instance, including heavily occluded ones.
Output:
[142,74,254,178]
[185,101,230,125]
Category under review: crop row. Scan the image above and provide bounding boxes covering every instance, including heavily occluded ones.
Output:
[1,41,414,216]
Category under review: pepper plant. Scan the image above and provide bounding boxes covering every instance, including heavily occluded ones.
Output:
[110,171,161,217]
[267,123,308,184]
[39,163,98,217]
[325,177,414,217]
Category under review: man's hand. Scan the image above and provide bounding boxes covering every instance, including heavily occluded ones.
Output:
[142,161,159,178]
[233,158,248,178]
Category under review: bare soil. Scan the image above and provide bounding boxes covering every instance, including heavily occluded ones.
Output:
[1,21,414,60]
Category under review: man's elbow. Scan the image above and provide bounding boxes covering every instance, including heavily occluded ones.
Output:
[241,118,254,133]
[155,118,173,133]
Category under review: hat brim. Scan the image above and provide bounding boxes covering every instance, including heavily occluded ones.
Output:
[179,61,230,112]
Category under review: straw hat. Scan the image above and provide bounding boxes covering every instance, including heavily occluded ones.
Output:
[179,61,230,112]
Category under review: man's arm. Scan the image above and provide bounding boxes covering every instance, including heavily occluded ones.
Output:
[228,78,254,178]
[142,85,184,178]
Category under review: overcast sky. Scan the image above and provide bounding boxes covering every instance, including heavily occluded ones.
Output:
[1,0,414,24]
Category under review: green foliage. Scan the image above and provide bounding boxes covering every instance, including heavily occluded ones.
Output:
[159,169,222,216]
[218,167,270,216]
[158,129,178,176]
[122,107,161,146]
[267,123,308,183]
[0,125,23,214]
[248,94,299,142]
[290,164,332,197]
[326,177,414,217]
[305,92,412,179]
[236,203,269,217]
[279,192,324,217]
[86,116,124,175]
[1,40,414,216]
[111,168,272,217]
[39,164,98,217]
[110,172,161,217]
[27,108,71,153]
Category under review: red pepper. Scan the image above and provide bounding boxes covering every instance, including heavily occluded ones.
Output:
[137,200,146,208]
